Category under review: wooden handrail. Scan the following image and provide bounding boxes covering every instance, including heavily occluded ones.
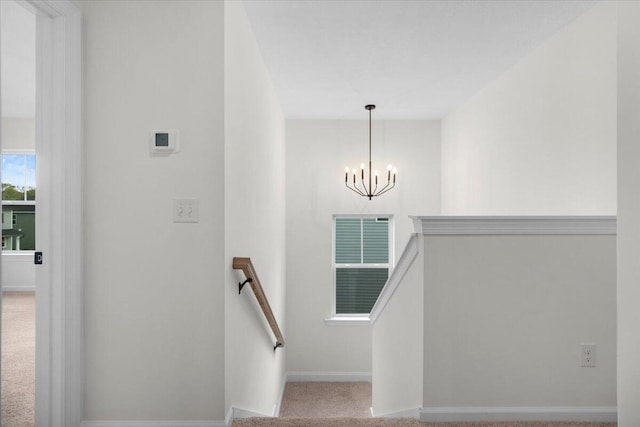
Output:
[233,257,285,351]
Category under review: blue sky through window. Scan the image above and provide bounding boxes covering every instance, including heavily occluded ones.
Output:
[2,154,36,190]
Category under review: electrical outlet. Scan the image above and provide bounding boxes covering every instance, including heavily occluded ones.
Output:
[173,198,199,223]
[581,343,596,367]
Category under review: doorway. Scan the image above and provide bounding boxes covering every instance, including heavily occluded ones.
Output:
[1,1,37,425]
[1,1,82,426]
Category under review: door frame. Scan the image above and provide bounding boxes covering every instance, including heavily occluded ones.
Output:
[23,0,83,425]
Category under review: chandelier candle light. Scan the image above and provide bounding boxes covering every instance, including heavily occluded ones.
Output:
[344,104,397,200]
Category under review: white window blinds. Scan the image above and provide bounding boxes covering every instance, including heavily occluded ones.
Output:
[334,217,390,314]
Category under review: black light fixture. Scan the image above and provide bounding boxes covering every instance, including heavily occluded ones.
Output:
[344,104,397,200]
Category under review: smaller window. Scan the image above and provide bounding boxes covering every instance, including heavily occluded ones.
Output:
[333,216,393,315]
[2,153,37,251]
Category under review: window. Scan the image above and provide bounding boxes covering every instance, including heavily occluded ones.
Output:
[333,216,393,315]
[2,153,36,251]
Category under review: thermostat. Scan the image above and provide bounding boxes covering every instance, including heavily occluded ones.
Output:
[150,130,180,154]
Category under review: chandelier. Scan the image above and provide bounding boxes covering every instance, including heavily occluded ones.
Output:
[344,104,396,200]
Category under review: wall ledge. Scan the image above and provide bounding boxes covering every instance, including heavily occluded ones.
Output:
[411,216,616,235]
[324,316,371,326]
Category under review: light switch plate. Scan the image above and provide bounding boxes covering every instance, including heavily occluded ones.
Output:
[173,198,199,223]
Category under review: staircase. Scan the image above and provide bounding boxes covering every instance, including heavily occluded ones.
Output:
[233,418,423,426]
[232,418,616,427]
[229,379,617,427]
[230,217,617,427]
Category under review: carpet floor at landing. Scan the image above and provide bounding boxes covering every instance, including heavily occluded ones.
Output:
[1,291,35,427]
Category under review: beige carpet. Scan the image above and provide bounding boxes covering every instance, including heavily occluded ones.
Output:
[1,291,35,427]
[280,382,372,418]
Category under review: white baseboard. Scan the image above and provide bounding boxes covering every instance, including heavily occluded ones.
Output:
[232,407,272,420]
[225,407,234,427]
[419,406,617,423]
[273,374,287,417]
[225,374,286,424]
[286,371,371,383]
[82,421,225,427]
[371,407,420,418]
[2,286,36,292]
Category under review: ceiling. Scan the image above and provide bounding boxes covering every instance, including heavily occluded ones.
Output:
[0,1,596,121]
[243,0,596,120]
[1,0,36,119]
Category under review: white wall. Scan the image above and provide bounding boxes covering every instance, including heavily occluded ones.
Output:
[617,2,640,425]
[285,120,440,373]
[78,0,226,421]
[1,118,35,150]
[423,234,616,409]
[2,254,35,291]
[441,2,616,215]
[224,0,286,417]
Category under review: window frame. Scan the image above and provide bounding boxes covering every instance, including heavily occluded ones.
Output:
[1,149,37,253]
[330,214,395,320]
[2,149,36,204]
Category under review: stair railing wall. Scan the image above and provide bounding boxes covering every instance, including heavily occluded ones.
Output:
[371,233,425,417]
[369,233,420,324]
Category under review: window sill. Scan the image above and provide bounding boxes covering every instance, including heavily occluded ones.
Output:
[2,252,35,260]
[324,316,372,326]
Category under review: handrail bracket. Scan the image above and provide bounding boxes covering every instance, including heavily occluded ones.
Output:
[239,278,253,294]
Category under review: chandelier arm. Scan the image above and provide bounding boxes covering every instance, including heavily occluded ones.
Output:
[346,181,367,196]
[352,179,365,195]
[373,181,390,196]
[375,182,396,196]
[350,172,367,196]
[346,183,361,196]
[361,177,370,196]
